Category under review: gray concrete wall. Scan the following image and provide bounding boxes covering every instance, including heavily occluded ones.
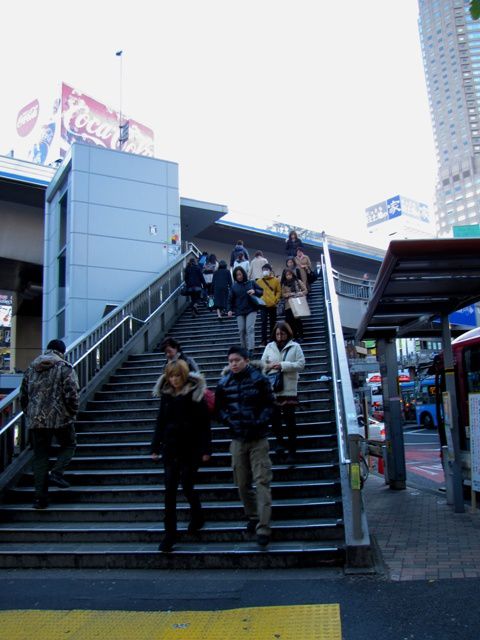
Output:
[43,144,181,346]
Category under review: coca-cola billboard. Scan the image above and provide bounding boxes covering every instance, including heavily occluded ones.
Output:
[16,99,39,137]
[12,83,155,165]
[60,83,154,157]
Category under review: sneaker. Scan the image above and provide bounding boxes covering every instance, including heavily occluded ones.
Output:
[32,498,49,510]
[256,533,270,547]
[187,514,205,534]
[245,518,259,534]
[159,535,176,552]
[318,375,331,382]
[49,472,70,489]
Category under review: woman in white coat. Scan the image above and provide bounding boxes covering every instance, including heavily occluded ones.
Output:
[261,321,305,463]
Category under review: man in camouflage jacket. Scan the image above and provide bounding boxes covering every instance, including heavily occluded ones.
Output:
[20,339,79,509]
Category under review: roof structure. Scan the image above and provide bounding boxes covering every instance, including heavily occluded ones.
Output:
[355,238,480,340]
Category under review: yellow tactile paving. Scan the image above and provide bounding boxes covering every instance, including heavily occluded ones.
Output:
[0,604,341,640]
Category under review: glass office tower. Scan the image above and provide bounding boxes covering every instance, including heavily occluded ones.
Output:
[419,0,480,236]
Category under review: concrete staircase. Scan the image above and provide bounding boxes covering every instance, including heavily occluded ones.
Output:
[0,280,346,568]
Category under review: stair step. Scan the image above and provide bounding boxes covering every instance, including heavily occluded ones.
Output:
[0,518,344,543]
[0,541,345,569]
[18,462,339,486]
[0,497,343,522]
[7,479,341,504]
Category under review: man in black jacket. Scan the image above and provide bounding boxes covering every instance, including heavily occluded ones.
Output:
[215,346,274,547]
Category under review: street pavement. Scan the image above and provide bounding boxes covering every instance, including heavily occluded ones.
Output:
[0,569,479,639]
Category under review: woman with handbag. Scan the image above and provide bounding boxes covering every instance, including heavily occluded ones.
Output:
[261,321,305,462]
[228,266,263,356]
[151,360,211,552]
[281,269,307,342]
[294,247,313,292]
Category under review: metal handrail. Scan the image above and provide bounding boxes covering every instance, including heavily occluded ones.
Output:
[322,240,361,459]
[0,242,200,475]
[322,232,366,543]
[332,270,373,300]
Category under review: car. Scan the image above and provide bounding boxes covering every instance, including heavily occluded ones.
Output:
[357,415,386,441]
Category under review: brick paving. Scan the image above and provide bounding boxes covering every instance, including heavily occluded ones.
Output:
[364,474,480,581]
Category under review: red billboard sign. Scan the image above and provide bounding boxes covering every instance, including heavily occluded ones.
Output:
[60,83,154,157]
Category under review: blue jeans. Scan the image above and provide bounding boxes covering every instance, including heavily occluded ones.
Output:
[236,311,257,351]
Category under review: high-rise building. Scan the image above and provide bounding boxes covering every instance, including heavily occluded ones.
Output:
[418,0,480,236]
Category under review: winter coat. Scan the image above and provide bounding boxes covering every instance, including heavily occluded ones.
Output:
[232,259,250,275]
[285,237,304,256]
[202,260,218,284]
[151,372,211,460]
[230,245,249,267]
[212,268,233,309]
[261,340,305,397]
[248,256,268,280]
[256,276,281,308]
[184,264,206,289]
[281,279,308,311]
[228,276,263,316]
[20,349,79,430]
[294,254,312,289]
[215,362,274,442]
[164,351,199,373]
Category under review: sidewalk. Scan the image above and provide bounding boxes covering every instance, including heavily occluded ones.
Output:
[364,473,480,581]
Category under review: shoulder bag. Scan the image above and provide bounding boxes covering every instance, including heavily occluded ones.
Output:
[248,281,266,307]
[268,346,292,393]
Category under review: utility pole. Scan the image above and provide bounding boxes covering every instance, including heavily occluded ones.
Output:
[116,50,126,150]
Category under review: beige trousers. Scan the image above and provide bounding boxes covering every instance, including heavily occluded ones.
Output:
[230,437,272,536]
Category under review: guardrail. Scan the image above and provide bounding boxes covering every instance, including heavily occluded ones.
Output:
[332,270,372,300]
[321,232,372,566]
[0,243,200,478]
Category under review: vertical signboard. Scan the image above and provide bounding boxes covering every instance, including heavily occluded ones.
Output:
[469,393,480,492]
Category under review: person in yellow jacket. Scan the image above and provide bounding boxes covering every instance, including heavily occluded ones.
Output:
[256,263,281,347]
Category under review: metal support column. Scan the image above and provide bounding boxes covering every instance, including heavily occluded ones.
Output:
[377,337,406,489]
[441,314,465,513]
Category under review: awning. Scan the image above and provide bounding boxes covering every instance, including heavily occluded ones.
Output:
[356,238,480,341]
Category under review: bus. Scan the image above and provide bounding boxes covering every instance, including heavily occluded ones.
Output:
[450,326,480,453]
[413,376,438,428]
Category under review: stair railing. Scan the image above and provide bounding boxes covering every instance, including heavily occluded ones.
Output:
[321,232,372,567]
[0,242,201,483]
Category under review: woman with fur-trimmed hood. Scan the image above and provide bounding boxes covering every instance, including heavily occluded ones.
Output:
[151,360,211,552]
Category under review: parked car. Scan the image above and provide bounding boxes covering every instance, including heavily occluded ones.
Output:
[357,415,385,441]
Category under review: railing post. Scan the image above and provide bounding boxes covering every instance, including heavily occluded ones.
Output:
[348,434,363,539]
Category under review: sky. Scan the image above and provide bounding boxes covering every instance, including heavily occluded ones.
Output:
[1,0,436,246]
